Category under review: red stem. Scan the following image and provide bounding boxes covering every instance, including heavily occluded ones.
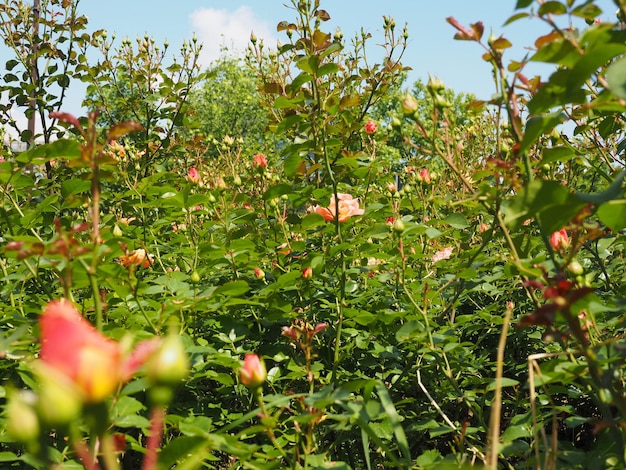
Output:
[73,441,101,470]
[141,407,165,470]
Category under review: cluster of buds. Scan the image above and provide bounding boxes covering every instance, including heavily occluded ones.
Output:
[282,319,328,351]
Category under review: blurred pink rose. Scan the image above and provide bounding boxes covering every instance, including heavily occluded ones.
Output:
[432,247,453,263]
[550,229,569,251]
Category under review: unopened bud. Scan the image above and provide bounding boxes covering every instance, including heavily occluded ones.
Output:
[239,354,266,389]
[6,390,40,443]
[146,335,189,388]
[302,266,313,279]
[402,90,418,115]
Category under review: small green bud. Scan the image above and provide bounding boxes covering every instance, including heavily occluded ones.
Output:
[393,219,406,233]
[146,334,189,388]
[112,224,123,238]
[7,390,40,443]
[568,261,584,276]
[402,91,418,115]
[35,365,82,427]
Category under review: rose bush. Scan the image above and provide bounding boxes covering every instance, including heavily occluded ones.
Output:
[1,0,626,469]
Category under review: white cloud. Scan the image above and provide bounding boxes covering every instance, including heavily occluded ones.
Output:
[190,6,277,67]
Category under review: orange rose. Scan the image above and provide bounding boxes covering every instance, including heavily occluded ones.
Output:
[119,248,153,268]
[313,193,364,223]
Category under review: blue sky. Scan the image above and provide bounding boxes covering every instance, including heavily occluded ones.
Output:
[0,0,619,131]
[80,0,616,98]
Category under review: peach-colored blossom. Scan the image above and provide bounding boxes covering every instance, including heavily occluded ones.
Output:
[312,193,364,223]
[418,168,431,184]
[432,247,453,263]
[119,248,153,268]
[39,299,160,402]
[302,267,313,279]
[253,153,268,169]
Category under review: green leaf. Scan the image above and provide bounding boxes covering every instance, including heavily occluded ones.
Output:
[263,184,294,200]
[444,213,469,229]
[290,72,312,92]
[571,3,602,20]
[538,1,567,16]
[519,112,566,154]
[283,153,303,177]
[503,179,585,233]
[486,377,520,392]
[317,63,339,77]
[515,0,533,8]
[61,179,91,198]
[606,56,626,100]
[158,436,209,469]
[597,200,626,231]
[215,280,249,297]
[15,139,81,165]
[576,169,625,204]
[540,146,576,164]
[0,452,18,462]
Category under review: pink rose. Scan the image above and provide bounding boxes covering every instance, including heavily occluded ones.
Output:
[239,354,266,389]
[39,299,160,402]
[187,167,200,183]
[253,153,268,169]
[432,247,453,263]
[550,229,569,251]
[364,119,378,134]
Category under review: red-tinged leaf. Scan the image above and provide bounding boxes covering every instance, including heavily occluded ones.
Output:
[467,100,486,111]
[446,16,476,41]
[492,37,512,50]
[50,111,82,131]
[263,82,282,94]
[107,121,144,141]
[535,31,562,49]
[517,304,558,327]
[339,94,360,109]
[312,30,331,50]
[314,9,330,21]
[568,287,594,305]
[277,21,297,32]
[471,22,484,41]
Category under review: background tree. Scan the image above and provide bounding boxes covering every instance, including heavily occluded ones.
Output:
[0,0,101,146]
[188,53,273,160]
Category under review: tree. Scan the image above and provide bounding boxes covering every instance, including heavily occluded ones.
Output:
[188,53,272,159]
